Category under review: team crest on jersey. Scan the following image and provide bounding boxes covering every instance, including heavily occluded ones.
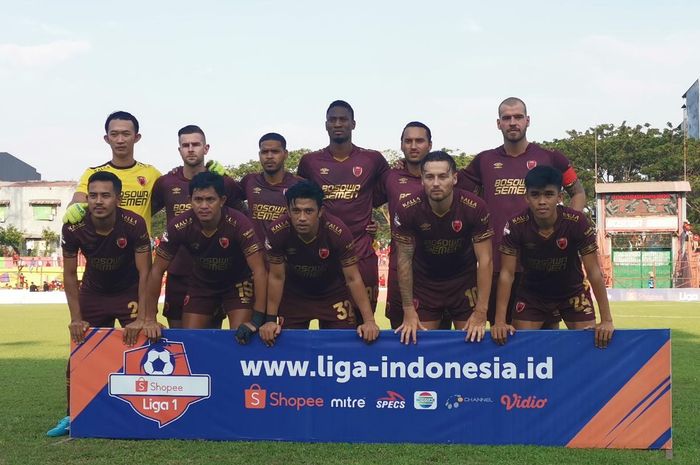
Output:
[320,167,330,175]
[557,238,568,250]
[137,176,147,186]
[515,301,526,313]
[452,220,463,232]
[219,237,230,249]
[526,160,537,170]
[398,177,408,184]
[253,187,262,195]
[493,162,503,169]
[172,187,181,195]
[319,248,330,259]
[116,237,127,248]
[353,166,363,177]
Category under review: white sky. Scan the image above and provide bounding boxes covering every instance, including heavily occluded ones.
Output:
[1,0,698,180]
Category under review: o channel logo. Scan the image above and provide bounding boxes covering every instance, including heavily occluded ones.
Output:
[413,391,437,410]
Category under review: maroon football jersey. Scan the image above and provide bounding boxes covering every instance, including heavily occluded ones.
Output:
[500,205,598,300]
[297,145,389,258]
[240,171,304,240]
[62,207,150,294]
[393,189,493,281]
[151,167,244,275]
[266,212,358,297]
[375,167,423,272]
[156,207,262,294]
[458,143,575,271]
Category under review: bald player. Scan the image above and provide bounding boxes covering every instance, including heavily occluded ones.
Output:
[457,97,586,333]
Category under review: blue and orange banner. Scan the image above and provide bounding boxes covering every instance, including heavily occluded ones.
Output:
[70,329,671,448]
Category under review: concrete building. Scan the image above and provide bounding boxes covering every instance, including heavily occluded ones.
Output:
[0,152,41,181]
[0,180,77,254]
[682,79,699,140]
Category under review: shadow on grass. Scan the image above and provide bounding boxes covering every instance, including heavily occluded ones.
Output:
[0,340,41,347]
[1,331,698,465]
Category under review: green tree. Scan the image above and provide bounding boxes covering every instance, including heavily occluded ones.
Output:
[41,228,60,255]
[0,225,24,252]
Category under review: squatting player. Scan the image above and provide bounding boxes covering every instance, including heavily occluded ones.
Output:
[259,180,380,345]
[240,132,303,241]
[47,171,153,437]
[145,172,267,341]
[374,121,433,329]
[64,111,161,235]
[394,151,494,344]
[458,97,586,330]
[151,125,245,328]
[493,166,613,348]
[297,100,389,316]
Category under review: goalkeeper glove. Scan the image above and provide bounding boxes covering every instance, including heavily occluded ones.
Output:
[235,310,266,345]
[206,159,229,176]
[62,203,87,224]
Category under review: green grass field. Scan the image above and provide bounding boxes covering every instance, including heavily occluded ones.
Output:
[1,302,699,465]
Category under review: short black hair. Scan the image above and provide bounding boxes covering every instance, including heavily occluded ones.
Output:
[178,125,206,141]
[524,166,562,190]
[401,121,432,143]
[326,100,354,120]
[420,151,457,174]
[105,111,139,134]
[87,171,122,195]
[259,132,287,150]
[285,180,325,210]
[189,171,225,197]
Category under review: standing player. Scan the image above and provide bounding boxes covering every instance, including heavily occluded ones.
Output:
[240,132,303,241]
[145,172,267,341]
[64,111,161,236]
[457,97,586,330]
[374,122,432,329]
[259,180,379,345]
[47,172,153,437]
[493,166,614,348]
[297,100,389,316]
[151,125,245,328]
[394,151,494,344]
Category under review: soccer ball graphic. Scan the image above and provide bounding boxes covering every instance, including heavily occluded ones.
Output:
[143,348,174,375]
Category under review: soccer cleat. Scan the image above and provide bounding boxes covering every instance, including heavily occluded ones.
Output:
[46,416,70,437]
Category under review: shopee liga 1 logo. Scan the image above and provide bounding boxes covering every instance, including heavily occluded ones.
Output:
[108,339,211,427]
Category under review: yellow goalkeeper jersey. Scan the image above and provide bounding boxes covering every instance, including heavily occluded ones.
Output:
[77,161,162,235]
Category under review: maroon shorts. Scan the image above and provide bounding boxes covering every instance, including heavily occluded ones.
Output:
[79,283,139,327]
[357,252,379,315]
[411,272,477,323]
[183,276,254,316]
[163,273,188,320]
[512,287,596,323]
[279,286,357,329]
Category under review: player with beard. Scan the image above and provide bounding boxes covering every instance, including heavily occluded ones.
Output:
[374,122,438,329]
[47,171,153,437]
[240,133,303,241]
[457,97,586,334]
[145,172,267,342]
[151,125,244,328]
[297,100,389,319]
[394,151,494,344]
[493,166,613,348]
[259,180,380,345]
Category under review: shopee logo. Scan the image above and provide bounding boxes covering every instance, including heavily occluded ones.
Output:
[244,384,267,409]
